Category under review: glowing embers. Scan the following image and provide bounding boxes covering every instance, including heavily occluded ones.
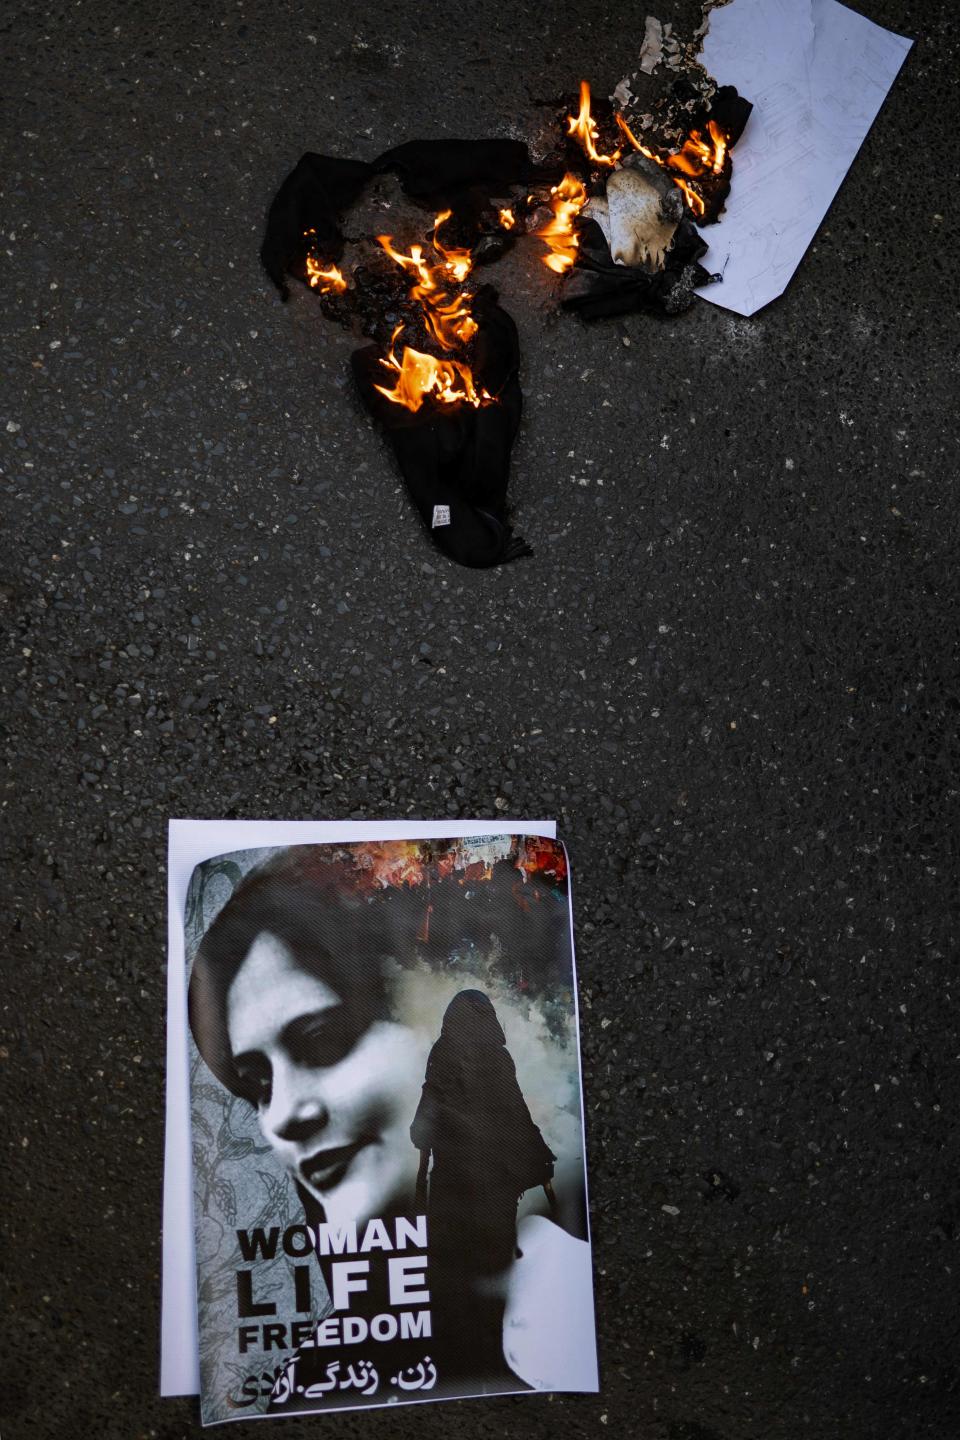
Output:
[373,326,494,414]
[538,174,589,274]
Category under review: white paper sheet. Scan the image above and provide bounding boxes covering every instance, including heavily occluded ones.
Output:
[697,0,912,316]
[161,817,557,1397]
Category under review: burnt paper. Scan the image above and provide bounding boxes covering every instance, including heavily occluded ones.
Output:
[185,835,597,1423]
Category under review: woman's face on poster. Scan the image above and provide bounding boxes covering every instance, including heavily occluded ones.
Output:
[226,930,426,1229]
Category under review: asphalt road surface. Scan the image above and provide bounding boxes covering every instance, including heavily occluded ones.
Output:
[2,1,957,1437]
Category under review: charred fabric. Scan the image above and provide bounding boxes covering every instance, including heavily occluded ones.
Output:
[261,82,751,569]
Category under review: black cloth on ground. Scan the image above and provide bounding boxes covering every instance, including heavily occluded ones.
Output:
[562,216,714,320]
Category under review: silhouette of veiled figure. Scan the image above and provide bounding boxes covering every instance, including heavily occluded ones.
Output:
[410,990,556,1391]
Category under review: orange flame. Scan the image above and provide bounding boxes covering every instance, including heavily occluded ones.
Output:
[615,112,657,160]
[567,80,621,167]
[709,120,729,173]
[499,207,516,230]
[377,213,479,351]
[662,121,728,216]
[427,296,479,349]
[431,210,474,282]
[539,173,588,274]
[615,111,710,217]
[374,213,491,412]
[667,119,728,179]
[377,235,424,274]
[305,257,348,292]
[373,326,494,413]
[302,230,349,292]
[670,176,706,217]
[571,82,727,220]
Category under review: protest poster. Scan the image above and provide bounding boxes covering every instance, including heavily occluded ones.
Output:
[182,833,597,1422]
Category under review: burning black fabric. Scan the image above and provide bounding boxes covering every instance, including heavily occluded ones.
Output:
[261,140,533,302]
[260,88,752,567]
[261,153,374,300]
[556,83,752,318]
[676,84,753,224]
[704,85,753,156]
[352,284,528,568]
[262,140,534,568]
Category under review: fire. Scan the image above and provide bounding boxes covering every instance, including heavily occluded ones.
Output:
[305,257,348,292]
[661,121,729,216]
[538,173,588,274]
[499,207,516,230]
[302,229,349,292]
[710,120,729,172]
[374,326,493,413]
[667,119,728,179]
[373,213,493,413]
[615,110,714,217]
[377,212,478,350]
[567,80,621,167]
[615,111,655,159]
[669,175,706,217]
[430,210,474,283]
[569,83,718,219]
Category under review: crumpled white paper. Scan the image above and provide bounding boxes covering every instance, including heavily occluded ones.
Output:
[697,0,912,315]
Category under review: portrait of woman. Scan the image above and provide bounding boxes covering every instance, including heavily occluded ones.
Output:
[186,836,595,1419]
